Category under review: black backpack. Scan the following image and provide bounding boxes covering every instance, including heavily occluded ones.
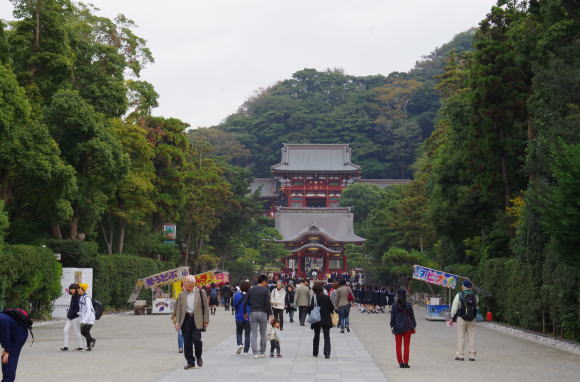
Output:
[3,308,34,344]
[88,296,104,320]
[460,292,477,321]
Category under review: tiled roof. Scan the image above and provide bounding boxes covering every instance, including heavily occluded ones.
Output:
[249,178,278,198]
[271,144,361,173]
[355,179,411,188]
[275,207,365,243]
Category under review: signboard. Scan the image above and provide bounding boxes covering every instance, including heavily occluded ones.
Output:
[152,297,175,314]
[143,266,189,289]
[163,223,176,242]
[412,265,458,289]
[194,271,217,287]
[52,268,93,319]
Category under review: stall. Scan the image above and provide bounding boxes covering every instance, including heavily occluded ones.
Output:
[412,264,465,321]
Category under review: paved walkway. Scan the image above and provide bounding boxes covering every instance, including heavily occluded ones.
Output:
[158,319,386,382]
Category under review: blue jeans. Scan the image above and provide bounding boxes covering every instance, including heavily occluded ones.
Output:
[339,305,351,329]
[177,329,184,349]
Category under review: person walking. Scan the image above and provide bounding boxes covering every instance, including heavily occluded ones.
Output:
[295,280,310,326]
[308,284,335,359]
[390,288,416,368]
[242,275,272,359]
[449,280,478,361]
[220,282,232,311]
[208,283,219,316]
[78,283,96,351]
[0,309,30,382]
[267,318,282,358]
[285,285,296,323]
[270,281,286,330]
[232,281,251,355]
[335,280,352,333]
[61,283,84,351]
[174,275,210,369]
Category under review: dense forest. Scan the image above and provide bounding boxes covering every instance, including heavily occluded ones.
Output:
[340,0,579,341]
[201,31,474,179]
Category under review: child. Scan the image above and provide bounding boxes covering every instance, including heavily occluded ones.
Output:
[78,283,96,351]
[267,318,282,358]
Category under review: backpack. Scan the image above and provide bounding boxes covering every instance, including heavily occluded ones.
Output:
[210,288,218,299]
[460,291,477,321]
[3,308,34,344]
[89,296,104,320]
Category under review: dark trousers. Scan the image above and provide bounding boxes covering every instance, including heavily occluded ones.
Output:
[298,306,308,324]
[80,324,94,348]
[395,330,412,364]
[235,320,251,353]
[287,308,295,322]
[272,308,284,330]
[312,324,331,357]
[224,296,231,310]
[1,326,27,382]
[182,315,203,366]
[270,340,280,355]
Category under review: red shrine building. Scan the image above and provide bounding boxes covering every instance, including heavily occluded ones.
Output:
[251,143,408,279]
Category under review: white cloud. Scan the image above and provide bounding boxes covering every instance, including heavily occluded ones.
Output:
[1,0,495,128]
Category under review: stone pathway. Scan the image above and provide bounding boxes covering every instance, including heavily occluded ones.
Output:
[158,320,387,382]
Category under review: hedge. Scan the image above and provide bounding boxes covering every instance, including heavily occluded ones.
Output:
[46,239,98,268]
[93,254,173,308]
[0,244,62,318]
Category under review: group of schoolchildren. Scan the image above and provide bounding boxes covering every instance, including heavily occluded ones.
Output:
[352,285,396,313]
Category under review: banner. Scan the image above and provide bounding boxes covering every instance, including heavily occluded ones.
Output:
[194,271,217,287]
[412,265,458,289]
[163,223,177,242]
[143,266,189,288]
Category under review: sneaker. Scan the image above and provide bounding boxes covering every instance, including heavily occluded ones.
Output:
[277,354,283,358]
[469,358,476,361]
[454,357,464,361]
[90,338,96,347]
[74,348,84,351]
[259,353,265,358]
[403,364,410,368]
[178,348,184,353]
[236,345,243,354]
[85,347,92,352]
[270,353,274,358]
[253,354,259,359]
[346,327,350,333]
[400,363,405,368]
[60,347,69,351]
[197,358,203,367]
[340,329,345,333]
[184,364,195,370]
[243,352,249,356]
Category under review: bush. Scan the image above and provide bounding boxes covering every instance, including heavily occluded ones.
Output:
[94,254,174,308]
[0,245,62,318]
[47,240,98,268]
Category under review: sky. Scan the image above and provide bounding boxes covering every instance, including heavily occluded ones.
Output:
[1,0,497,128]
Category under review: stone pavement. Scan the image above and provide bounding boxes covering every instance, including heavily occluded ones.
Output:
[158,319,387,382]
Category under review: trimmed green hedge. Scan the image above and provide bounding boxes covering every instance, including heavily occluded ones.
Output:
[93,254,173,308]
[47,240,98,268]
[0,245,62,318]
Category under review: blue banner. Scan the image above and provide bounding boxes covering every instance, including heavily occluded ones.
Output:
[412,265,458,289]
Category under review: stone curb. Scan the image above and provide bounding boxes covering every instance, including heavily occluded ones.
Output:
[480,321,580,356]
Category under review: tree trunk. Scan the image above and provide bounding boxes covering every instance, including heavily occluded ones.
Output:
[34,2,40,50]
[50,220,63,239]
[117,219,126,254]
[69,213,80,240]
[419,234,424,253]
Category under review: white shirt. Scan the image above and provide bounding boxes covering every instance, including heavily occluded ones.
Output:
[186,289,196,313]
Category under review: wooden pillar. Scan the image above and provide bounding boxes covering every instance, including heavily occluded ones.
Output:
[342,253,348,273]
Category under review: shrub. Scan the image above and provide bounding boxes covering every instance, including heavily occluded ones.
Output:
[0,245,62,318]
[46,240,98,268]
[94,254,174,308]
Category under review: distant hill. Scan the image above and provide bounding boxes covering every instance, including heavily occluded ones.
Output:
[194,30,475,179]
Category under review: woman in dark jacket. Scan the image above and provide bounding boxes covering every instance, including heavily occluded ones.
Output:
[389,288,416,368]
[307,283,335,358]
[285,285,296,323]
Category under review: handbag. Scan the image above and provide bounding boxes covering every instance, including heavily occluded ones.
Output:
[306,296,321,324]
[331,312,339,327]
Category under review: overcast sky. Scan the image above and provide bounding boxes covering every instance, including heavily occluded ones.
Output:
[1,0,496,128]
